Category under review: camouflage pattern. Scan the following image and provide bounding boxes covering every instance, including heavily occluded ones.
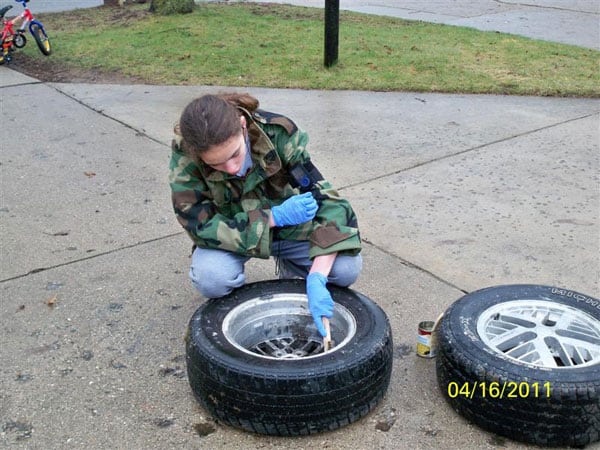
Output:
[169,108,361,260]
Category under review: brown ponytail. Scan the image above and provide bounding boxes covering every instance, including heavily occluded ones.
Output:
[217,92,259,113]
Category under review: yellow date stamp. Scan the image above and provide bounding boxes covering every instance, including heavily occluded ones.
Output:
[447,381,551,399]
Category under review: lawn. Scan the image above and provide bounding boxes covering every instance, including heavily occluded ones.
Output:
[17,3,600,96]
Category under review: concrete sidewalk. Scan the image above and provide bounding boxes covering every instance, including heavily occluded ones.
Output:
[1,1,599,448]
[258,0,600,50]
[1,66,599,448]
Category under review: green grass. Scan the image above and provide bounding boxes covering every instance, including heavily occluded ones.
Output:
[23,3,600,96]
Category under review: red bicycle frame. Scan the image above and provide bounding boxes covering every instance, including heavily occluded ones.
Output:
[3,0,52,58]
[0,6,16,62]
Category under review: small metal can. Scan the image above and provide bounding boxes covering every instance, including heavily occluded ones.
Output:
[417,320,436,358]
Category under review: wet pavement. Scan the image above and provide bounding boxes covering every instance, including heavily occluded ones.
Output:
[240,0,600,50]
[0,1,599,449]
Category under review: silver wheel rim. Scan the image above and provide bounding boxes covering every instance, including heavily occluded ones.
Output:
[222,293,356,360]
[476,300,600,368]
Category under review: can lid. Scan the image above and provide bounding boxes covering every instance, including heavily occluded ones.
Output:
[418,320,435,331]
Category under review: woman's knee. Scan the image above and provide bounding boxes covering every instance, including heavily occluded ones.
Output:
[189,267,245,298]
[189,249,246,298]
[328,253,363,287]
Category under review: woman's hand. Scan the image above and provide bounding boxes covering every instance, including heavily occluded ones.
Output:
[306,253,338,336]
[271,192,317,227]
[306,272,334,337]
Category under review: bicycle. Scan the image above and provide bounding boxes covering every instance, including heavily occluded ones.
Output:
[0,4,16,64]
[12,0,51,56]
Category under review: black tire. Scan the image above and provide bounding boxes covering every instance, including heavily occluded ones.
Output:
[31,23,51,56]
[13,32,26,49]
[436,285,600,447]
[0,46,12,65]
[186,279,393,436]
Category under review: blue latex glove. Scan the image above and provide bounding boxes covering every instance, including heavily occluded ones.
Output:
[271,192,318,227]
[306,272,334,337]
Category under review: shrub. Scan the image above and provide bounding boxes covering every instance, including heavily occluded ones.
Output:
[149,0,195,15]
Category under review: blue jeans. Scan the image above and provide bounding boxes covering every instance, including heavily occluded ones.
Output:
[189,240,362,298]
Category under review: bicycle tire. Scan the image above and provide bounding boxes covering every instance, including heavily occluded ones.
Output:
[30,23,51,56]
[13,32,26,49]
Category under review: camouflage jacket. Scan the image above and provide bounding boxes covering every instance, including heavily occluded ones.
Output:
[169,108,361,260]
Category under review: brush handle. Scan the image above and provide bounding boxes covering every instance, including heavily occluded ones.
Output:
[322,317,332,350]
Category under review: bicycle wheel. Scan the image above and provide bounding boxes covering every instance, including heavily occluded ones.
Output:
[30,23,51,56]
[13,32,26,49]
[0,45,12,65]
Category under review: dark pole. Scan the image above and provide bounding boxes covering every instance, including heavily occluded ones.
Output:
[324,0,339,67]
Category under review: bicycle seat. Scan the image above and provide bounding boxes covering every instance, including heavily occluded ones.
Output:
[0,5,13,19]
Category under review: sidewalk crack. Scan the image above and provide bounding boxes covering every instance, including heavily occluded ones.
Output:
[0,232,184,284]
[361,238,468,294]
[494,0,599,15]
[339,111,599,191]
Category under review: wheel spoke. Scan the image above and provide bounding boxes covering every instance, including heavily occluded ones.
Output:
[534,337,561,367]
[554,335,600,360]
[478,299,600,369]
[489,328,535,352]
[498,313,536,329]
